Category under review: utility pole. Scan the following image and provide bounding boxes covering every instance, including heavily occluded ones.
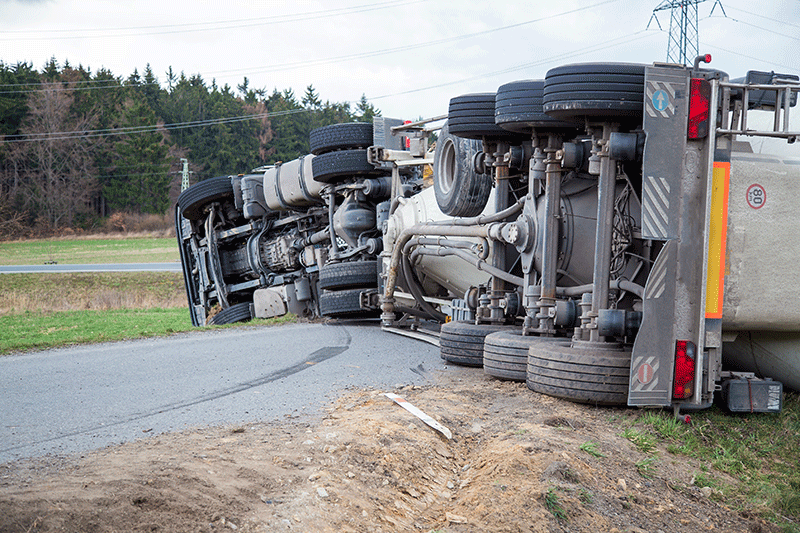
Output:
[180,158,193,192]
[649,0,726,65]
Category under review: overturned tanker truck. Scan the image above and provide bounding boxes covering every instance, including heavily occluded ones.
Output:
[176,57,800,414]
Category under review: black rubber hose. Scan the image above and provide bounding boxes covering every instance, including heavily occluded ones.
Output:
[401,254,448,322]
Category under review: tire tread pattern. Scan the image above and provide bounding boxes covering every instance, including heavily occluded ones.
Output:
[312,149,384,183]
[525,342,631,405]
[319,261,378,290]
[542,62,646,122]
[310,123,373,155]
[178,176,234,221]
[319,288,375,318]
[208,302,253,326]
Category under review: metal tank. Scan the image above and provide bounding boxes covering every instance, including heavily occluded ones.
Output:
[720,150,800,390]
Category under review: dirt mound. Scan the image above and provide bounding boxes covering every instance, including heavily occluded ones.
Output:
[0,372,771,532]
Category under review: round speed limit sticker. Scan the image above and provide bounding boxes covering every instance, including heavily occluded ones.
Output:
[746,184,766,210]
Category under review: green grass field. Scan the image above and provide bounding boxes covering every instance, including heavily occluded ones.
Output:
[0,236,295,353]
[0,308,193,354]
[0,237,179,265]
[0,308,297,355]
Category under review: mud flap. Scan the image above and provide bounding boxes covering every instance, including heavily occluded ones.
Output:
[628,240,677,406]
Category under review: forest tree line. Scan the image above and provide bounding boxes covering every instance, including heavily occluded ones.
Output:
[0,58,379,237]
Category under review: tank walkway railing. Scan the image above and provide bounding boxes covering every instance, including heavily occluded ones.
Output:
[716,77,800,142]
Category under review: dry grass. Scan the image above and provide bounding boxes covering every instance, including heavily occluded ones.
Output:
[0,272,187,315]
[0,211,176,242]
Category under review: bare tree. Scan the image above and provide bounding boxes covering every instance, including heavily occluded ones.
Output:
[8,83,99,230]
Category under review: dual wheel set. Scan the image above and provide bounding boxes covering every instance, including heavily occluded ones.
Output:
[434,63,648,406]
[440,321,630,405]
[310,122,385,319]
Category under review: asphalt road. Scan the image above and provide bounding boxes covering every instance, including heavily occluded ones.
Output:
[0,263,181,274]
[0,322,448,463]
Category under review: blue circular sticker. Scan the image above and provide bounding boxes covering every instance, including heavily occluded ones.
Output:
[652,89,669,111]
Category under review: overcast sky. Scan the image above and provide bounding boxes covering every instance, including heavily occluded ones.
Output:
[1,0,798,121]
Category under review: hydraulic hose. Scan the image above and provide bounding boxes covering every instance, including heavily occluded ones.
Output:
[408,247,524,287]
[381,199,525,326]
[400,253,447,322]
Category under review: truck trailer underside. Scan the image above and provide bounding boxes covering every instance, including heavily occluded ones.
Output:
[176,58,800,413]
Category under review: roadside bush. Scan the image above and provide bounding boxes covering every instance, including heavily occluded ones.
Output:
[103,212,174,237]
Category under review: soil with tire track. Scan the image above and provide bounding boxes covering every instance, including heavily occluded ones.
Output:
[0,368,774,533]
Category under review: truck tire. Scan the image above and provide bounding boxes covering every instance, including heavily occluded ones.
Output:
[319,260,378,290]
[207,302,253,326]
[312,149,383,183]
[310,122,373,155]
[448,93,522,140]
[440,321,512,367]
[433,122,492,217]
[319,288,375,318]
[178,176,234,221]
[483,330,569,381]
[175,209,203,327]
[526,342,631,405]
[495,80,578,133]
[543,63,646,122]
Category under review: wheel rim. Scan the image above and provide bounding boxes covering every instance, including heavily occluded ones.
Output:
[437,138,456,195]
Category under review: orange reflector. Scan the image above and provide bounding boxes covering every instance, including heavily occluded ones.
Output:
[673,340,696,400]
[706,162,730,318]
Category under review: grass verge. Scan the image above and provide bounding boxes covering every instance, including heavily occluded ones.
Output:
[631,399,800,532]
[0,308,192,354]
[0,309,299,355]
[0,236,178,265]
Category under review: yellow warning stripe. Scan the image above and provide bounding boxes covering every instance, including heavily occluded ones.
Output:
[705,162,730,319]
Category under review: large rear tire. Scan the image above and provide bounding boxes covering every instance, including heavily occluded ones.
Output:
[527,341,631,405]
[495,79,579,133]
[483,331,569,382]
[440,321,513,367]
[319,288,376,318]
[319,260,378,291]
[543,63,646,123]
[178,176,234,221]
[448,93,522,141]
[310,122,373,155]
[312,149,383,183]
[433,122,492,218]
[208,302,253,326]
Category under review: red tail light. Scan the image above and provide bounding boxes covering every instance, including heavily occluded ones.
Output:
[673,340,696,399]
[688,78,711,139]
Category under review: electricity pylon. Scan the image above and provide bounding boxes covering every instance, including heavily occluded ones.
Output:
[648,0,726,65]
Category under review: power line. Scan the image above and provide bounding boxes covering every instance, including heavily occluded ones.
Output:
[370,29,659,100]
[0,81,159,95]
[0,0,621,96]
[2,25,660,143]
[704,14,800,41]
[723,5,800,30]
[698,42,800,74]
[0,107,306,143]
[0,73,123,88]
[203,0,622,79]
[0,0,422,41]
